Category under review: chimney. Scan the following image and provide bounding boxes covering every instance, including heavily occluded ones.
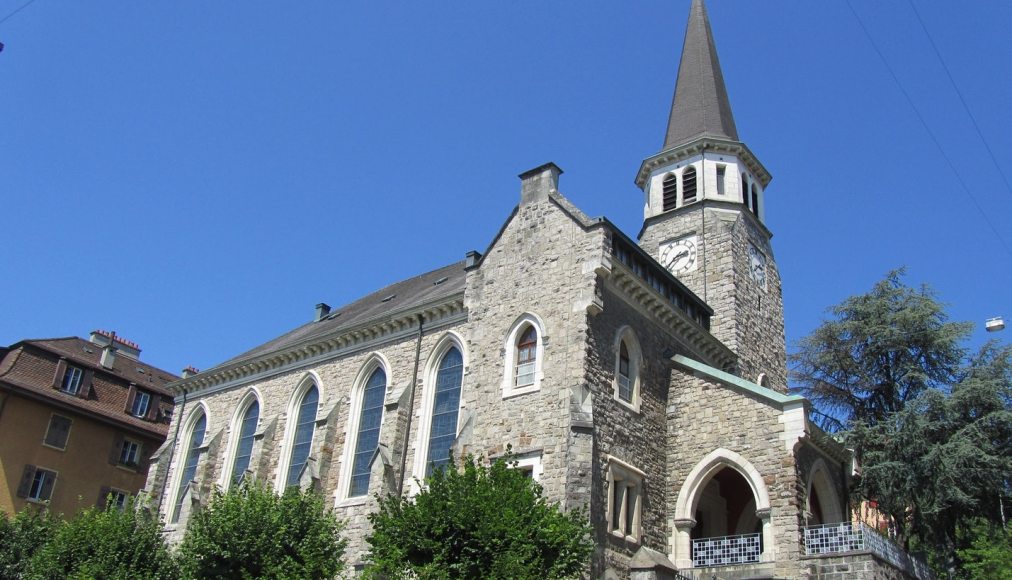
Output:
[465,250,482,269]
[88,330,141,360]
[315,303,331,322]
[100,343,116,369]
[182,366,200,379]
[518,162,562,205]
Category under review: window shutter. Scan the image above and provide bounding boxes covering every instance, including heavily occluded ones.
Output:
[124,385,137,413]
[52,358,67,390]
[109,434,124,464]
[97,486,111,508]
[138,443,150,471]
[39,472,56,501]
[16,465,36,498]
[80,370,94,399]
[146,395,161,421]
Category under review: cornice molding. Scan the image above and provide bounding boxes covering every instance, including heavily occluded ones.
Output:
[606,264,735,368]
[635,137,772,189]
[171,293,466,399]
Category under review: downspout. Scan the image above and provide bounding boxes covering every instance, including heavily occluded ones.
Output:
[155,388,187,515]
[396,314,425,494]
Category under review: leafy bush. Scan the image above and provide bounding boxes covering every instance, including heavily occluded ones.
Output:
[176,479,346,579]
[0,507,59,580]
[365,452,593,579]
[28,497,176,580]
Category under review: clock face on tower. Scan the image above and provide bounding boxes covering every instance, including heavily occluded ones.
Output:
[660,235,698,275]
[748,244,767,291]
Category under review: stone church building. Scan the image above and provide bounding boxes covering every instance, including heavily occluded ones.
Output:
[146,2,928,578]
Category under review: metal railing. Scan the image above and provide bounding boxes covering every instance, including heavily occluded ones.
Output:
[802,522,934,579]
[691,532,761,567]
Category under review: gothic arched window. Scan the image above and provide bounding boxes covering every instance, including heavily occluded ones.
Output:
[614,327,642,411]
[750,184,760,217]
[171,410,206,523]
[349,367,387,497]
[742,174,750,210]
[662,173,678,211]
[229,398,259,486]
[682,166,697,204]
[425,346,463,476]
[285,384,319,488]
[515,326,538,388]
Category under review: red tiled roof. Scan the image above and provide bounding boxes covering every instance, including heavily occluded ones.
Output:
[0,337,179,439]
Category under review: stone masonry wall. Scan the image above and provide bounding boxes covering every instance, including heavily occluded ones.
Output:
[666,372,803,578]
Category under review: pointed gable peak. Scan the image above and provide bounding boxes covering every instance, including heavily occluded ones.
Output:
[663,0,739,150]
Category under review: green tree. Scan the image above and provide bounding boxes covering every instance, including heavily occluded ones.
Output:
[27,497,176,580]
[0,507,59,580]
[365,452,593,579]
[958,520,1012,579]
[176,479,346,580]
[791,269,971,432]
[848,343,1011,572]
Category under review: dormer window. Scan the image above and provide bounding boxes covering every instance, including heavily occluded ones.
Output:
[61,366,83,395]
[130,391,151,418]
[662,174,678,211]
[681,166,697,204]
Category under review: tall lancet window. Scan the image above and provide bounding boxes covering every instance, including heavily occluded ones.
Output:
[426,347,463,476]
[286,385,319,487]
[171,411,206,523]
[681,167,697,204]
[750,184,760,217]
[742,174,750,211]
[662,174,678,211]
[349,368,386,497]
[617,342,632,403]
[230,400,259,485]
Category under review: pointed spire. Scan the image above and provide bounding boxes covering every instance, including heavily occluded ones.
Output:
[662,0,738,150]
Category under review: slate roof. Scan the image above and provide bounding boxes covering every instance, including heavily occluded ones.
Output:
[663,0,739,149]
[212,260,467,370]
[0,337,177,438]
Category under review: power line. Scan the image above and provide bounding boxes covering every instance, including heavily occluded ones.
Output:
[844,0,1012,259]
[0,0,37,26]
[905,0,1012,202]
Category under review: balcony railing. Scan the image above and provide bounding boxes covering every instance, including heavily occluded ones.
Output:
[691,532,761,567]
[803,522,934,579]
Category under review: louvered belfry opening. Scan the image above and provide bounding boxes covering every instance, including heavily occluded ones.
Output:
[682,167,697,204]
[662,174,679,211]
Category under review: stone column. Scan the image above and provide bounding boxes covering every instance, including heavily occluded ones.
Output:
[756,508,774,562]
[672,517,696,569]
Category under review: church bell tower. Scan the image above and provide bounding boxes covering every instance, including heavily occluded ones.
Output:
[637,0,787,391]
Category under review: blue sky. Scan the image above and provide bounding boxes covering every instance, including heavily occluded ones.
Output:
[2,0,1010,376]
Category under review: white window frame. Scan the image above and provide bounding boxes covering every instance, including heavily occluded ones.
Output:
[27,467,58,502]
[61,365,83,395]
[118,438,141,467]
[275,373,323,490]
[501,313,546,399]
[218,388,262,488]
[106,488,129,511]
[130,390,151,417]
[513,451,544,482]
[606,455,645,543]
[337,354,390,505]
[613,327,643,412]
[412,332,467,487]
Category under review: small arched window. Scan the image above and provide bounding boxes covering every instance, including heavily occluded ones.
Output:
[230,399,259,486]
[617,342,632,402]
[662,174,678,211]
[613,328,642,410]
[171,411,206,523]
[425,347,463,476]
[682,166,697,204]
[349,368,386,497]
[515,326,538,388]
[750,184,760,217]
[285,385,319,488]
